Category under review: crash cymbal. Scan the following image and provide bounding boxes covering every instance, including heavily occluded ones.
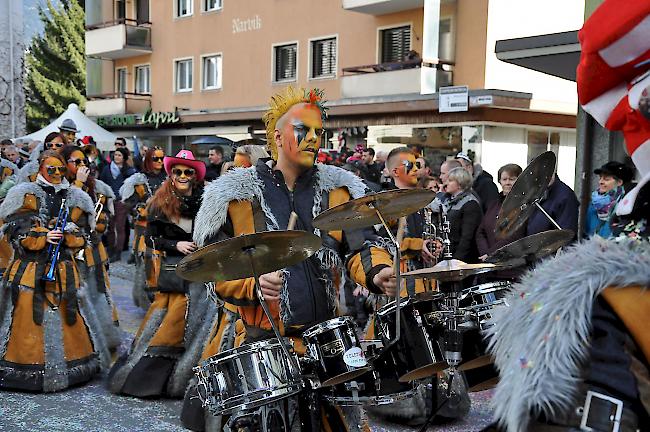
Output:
[176,230,322,282]
[402,259,498,282]
[486,229,574,265]
[495,151,556,240]
[312,189,436,232]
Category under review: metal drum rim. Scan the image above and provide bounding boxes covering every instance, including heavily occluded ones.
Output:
[302,316,355,339]
[324,389,417,406]
[204,338,295,364]
[376,291,444,316]
[211,385,303,416]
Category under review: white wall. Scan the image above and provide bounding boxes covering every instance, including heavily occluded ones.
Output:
[480,126,528,189]
[484,0,585,114]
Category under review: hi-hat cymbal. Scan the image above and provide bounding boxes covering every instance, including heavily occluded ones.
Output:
[175,230,322,282]
[402,259,498,282]
[486,229,574,265]
[495,151,556,240]
[312,189,436,232]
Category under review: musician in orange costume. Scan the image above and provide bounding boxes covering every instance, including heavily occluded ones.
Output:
[0,150,99,392]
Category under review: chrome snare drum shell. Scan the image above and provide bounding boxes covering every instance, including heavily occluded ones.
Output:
[194,338,303,416]
[303,316,371,387]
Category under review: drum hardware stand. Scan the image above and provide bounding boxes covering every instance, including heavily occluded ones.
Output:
[534,201,562,230]
[244,246,302,378]
[371,205,402,347]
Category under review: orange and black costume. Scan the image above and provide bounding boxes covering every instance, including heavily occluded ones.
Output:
[0,179,99,392]
[108,185,217,398]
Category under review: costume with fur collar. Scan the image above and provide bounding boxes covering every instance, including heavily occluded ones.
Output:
[120,172,150,202]
[0,159,18,173]
[485,237,650,432]
[94,179,116,216]
[15,160,39,184]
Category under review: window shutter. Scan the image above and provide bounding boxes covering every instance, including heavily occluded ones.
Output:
[382,26,410,63]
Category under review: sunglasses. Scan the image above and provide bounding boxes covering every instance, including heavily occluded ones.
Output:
[46,142,64,149]
[172,168,196,177]
[68,158,88,166]
[151,156,164,162]
[46,166,67,175]
[115,142,126,147]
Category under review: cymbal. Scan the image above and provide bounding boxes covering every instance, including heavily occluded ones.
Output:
[402,259,498,282]
[495,151,556,240]
[486,229,574,265]
[175,230,322,282]
[312,189,436,232]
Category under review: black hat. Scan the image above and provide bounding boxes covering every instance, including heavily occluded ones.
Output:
[594,161,634,183]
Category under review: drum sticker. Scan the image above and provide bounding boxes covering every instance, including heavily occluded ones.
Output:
[321,340,345,357]
[343,347,368,367]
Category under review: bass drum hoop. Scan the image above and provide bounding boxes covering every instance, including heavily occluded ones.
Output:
[324,389,417,406]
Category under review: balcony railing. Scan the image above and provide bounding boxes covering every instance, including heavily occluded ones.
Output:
[85,92,151,117]
[86,19,152,59]
[340,59,454,98]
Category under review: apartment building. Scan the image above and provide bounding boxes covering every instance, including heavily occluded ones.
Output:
[85,0,583,186]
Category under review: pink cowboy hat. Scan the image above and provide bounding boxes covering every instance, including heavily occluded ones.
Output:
[164,149,206,181]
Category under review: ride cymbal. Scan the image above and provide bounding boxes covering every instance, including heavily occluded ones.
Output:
[313,189,436,232]
[495,151,556,240]
[486,229,574,265]
[176,230,322,282]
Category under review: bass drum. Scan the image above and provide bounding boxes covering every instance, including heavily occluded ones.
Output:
[323,340,417,406]
[375,292,447,382]
[194,338,303,416]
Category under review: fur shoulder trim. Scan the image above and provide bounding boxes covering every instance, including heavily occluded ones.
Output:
[16,161,39,183]
[193,167,262,246]
[486,237,650,432]
[0,181,47,219]
[315,163,368,199]
[94,179,116,200]
[120,172,149,202]
[0,159,18,172]
[30,142,44,162]
[66,186,96,216]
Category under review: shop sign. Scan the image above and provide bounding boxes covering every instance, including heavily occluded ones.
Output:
[96,114,137,127]
[439,85,469,113]
[232,15,262,34]
[142,110,181,128]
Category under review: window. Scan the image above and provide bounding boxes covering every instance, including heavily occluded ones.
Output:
[202,55,222,90]
[135,65,151,94]
[310,37,337,79]
[273,43,297,82]
[380,25,411,63]
[175,59,193,92]
[176,0,192,17]
[204,0,223,12]
[116,67,127,96]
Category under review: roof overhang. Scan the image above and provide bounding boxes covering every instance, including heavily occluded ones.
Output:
[495,30,580,82]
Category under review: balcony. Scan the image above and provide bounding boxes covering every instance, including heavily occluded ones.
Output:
[342,0,424,15]
[86,19,152,59]
[340,60,453,98]
[85,93,151,117]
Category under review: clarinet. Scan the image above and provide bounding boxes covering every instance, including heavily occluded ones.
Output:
[43,199,69,282]
[422,207,438,267]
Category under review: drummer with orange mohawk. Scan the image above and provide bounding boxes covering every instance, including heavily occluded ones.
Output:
[187,86,396,431]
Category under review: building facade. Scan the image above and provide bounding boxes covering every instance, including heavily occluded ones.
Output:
[85,0,582,186]
[0,0,25,139]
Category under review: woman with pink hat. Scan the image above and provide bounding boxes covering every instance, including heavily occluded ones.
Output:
[107,150,217,398]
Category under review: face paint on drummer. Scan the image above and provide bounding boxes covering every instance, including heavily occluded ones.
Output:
[40,157,66,184]
[277,103,324,169]
[394,152,418,188]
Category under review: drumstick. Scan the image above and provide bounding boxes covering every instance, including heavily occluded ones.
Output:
[287,211,298,231]
[396,216,407,245]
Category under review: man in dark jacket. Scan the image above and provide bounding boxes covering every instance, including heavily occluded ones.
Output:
[526,174,579,236]
[204,146,224,182]
[456,152,499,213]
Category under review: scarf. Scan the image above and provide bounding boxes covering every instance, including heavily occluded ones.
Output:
[110,161,121,179]
[592,186,623,220]
[36,174,69,193]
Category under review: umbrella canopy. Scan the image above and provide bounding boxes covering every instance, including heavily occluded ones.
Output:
[191,136,234,146]
[17,103,118,151]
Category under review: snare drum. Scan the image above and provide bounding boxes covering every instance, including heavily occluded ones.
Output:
[375,292,447,382]
[460,281,511,318]
[194,338,303,416]
[303,316,371,387]
[324,340,416,406]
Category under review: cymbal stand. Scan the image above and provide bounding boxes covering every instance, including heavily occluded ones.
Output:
[534,202,562,230]
[244,247,301,376]
[371,205,402,346]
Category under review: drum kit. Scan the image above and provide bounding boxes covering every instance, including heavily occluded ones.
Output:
[175,151,574,430]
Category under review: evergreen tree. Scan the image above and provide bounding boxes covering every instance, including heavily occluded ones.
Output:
[25,0,85,132]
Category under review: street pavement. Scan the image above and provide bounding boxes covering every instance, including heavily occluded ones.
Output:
[0,256,495,431]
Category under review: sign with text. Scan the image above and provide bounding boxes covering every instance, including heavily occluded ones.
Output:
[232,15,262,34]
[96,110,181,129]
[439,85,469,113]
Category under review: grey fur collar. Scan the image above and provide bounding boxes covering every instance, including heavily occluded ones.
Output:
[0,159,18,172]
[486,237,650,432]
[193,163,368,247]
[16,160,38,183]
[30,142,44,162]
[94,179,116,216]
[120,172,150,202]
[0,181,96,230]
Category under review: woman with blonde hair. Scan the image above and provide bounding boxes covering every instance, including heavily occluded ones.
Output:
[443,166,483,263]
